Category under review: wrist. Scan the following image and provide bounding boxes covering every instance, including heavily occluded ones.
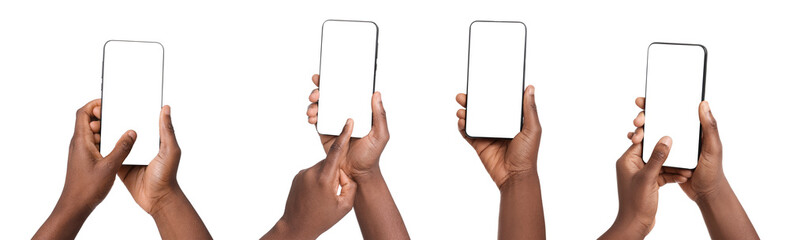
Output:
[150,185,187,219]
[54,188,96,219]
[694,179,734,206]
[351,165,383,185]
[498,170,538,191]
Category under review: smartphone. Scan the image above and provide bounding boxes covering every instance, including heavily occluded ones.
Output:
[316,19,378,138]
[642,42,707,169]
[100,40,164,165]
[464,20,527,139]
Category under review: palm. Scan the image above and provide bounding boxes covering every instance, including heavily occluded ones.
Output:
[469,131,538,186]
[119,155,176,213]
[456,87,541,188]
[679,154,720,202]
[320,134,381,177]
[307,74,388,177]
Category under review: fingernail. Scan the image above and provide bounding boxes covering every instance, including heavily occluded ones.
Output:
[346,118,352,125]
[660,136,672,146]
[164,105,171,115]
[128,130,137,139]
[527,85,535,95]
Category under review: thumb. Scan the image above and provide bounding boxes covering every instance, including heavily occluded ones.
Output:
[105,130,137,168]
[699,101,722,158]
[522,85,541,134]
[370,91,389,141]
[644,136,672,177]
[160,105,179,152]
[337,169,357,212]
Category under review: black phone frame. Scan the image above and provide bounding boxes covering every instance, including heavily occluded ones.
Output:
[316,19,379,137]
[99,40,164,165]
[463,20,527,139]
[642,42,707,170]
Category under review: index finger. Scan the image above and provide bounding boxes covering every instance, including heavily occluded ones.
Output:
[636,97,645,110]
[322,118,353,179]
[312,74,320,87]
[456,93,467,108]
[75,99,102,136]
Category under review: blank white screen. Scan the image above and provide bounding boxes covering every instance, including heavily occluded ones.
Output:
[100,41,163,165]
[317,20,377,138]
[465,21,526,139]
[643,43,706,169]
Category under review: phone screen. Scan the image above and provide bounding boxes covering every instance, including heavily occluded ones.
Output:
[317,20,378,138]
[100,40,163,165]
[643,43,707,169]
[465,21,526,139]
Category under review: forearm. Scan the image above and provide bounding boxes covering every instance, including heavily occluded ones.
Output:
[33,196,93,240]
[498,171,545,240]
[151,188,212,240]
[354,167,410,239]
[696,180,758,240]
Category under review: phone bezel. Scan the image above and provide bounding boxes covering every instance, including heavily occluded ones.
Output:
[100,40,164,166]
[464,20,527,139]
[642,42,707,170]
[316,19,379,137]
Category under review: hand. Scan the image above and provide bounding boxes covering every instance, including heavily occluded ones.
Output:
[629,99,728,202]
[118,105,182,216]
[263,119,358,240]
[606,137,694,239]
[602,97,692,239]
[117,106,211,239]
[306,74,389,179]
[455,85,541,188]
[679,101,728,202]
[34,99,136,239]
[65,99,137,210]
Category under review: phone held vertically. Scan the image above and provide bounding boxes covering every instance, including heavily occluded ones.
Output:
[464,20,527,139]
[643,42,707,169]
[100,40,164,165]
[316,20,378,138]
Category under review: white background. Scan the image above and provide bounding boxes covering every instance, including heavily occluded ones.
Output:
[1,0,787,239]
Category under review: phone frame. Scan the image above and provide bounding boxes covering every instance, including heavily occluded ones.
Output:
[642,42,707,169]
[99,40,164,165]
[316,19,379,137]
[463,20,527,139]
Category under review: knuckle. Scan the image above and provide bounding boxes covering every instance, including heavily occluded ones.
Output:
[709,118,718,130]
[166,121,175,132]
[121,139,133,151]
[171,146,182,158]
[340,200,353,211]
[653,149,667,160]
[329,141,344,153]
